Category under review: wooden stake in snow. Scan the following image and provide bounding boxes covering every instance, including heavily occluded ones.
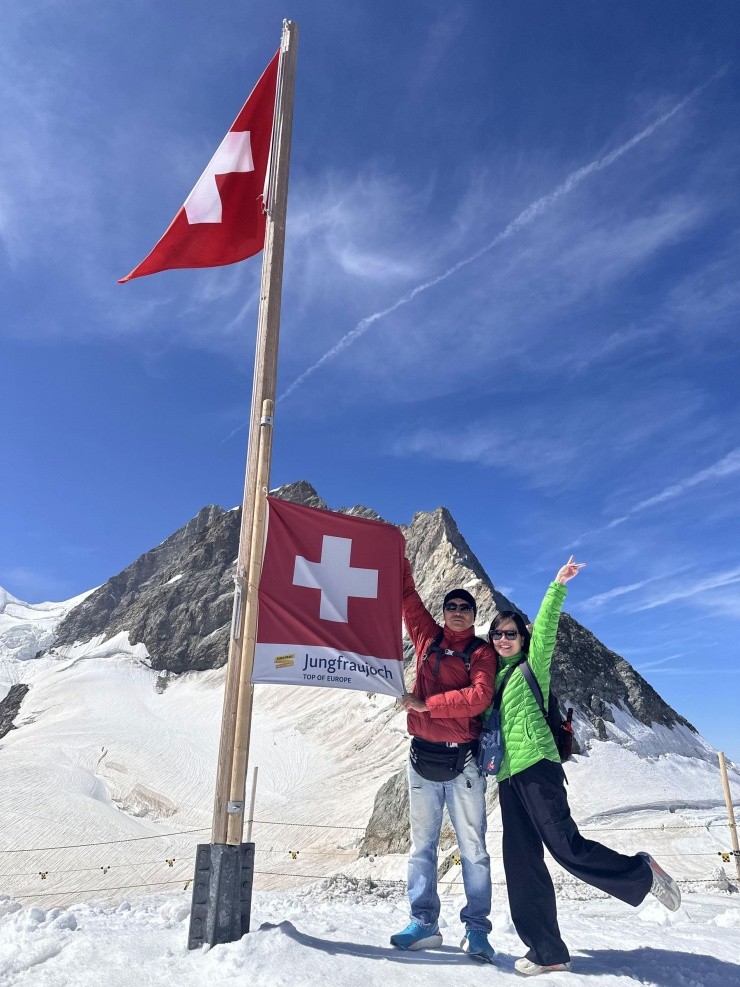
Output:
[718,752,740,881]
[245,766,259,844]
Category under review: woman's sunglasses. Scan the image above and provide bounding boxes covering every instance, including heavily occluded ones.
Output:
[489,630,519,641]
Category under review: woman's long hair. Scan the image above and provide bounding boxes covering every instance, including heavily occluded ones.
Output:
[488,610,531,654]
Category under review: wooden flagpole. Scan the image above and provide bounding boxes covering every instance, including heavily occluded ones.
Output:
[210,19,299,846]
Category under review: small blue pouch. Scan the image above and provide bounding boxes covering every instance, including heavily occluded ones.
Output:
[476,658,524,777]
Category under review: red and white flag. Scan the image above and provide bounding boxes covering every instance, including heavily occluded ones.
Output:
[118,51,279,283]
[253,497,406,697]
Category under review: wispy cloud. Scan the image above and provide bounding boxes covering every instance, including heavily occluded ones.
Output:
[393,384,705,493]
[578,572,689,611]
[635,653,687,672]
[634,448,740,511]
[574,447,740,546]
[631,565,740,612]
[278,69,726,403]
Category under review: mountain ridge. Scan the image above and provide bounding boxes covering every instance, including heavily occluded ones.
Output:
[43,480,695,743]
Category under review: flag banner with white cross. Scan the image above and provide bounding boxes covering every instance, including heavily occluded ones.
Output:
[253,496,405,696]
[118,49,279,282]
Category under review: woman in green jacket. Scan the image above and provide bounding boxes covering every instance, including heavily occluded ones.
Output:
[489,557,680,977]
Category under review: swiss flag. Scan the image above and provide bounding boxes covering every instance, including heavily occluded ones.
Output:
[253,497,406,697]
[118,51,279,283]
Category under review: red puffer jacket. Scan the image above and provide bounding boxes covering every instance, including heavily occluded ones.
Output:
[403,559,497,744]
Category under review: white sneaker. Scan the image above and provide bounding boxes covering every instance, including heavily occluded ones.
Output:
[639,852,681,912]
[514,957,572,976]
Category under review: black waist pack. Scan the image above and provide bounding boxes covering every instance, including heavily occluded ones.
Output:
[410,737,477,782]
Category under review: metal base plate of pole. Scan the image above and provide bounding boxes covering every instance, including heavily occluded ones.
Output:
[187,842,255,949]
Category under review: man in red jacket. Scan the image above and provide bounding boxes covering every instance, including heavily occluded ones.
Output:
[390,558,497,963]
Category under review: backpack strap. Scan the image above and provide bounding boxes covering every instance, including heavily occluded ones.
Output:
[459,635,487,672]
[520,660,546,715]
[422,633,487,675]
[481,657,525,729]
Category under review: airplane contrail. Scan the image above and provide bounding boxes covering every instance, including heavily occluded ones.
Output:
[278,68,725,403]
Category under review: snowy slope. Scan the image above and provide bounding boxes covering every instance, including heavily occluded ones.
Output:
[1,885,739,987]
[1,613,738,906]
[1,589,740,984]
[0,588,91,671]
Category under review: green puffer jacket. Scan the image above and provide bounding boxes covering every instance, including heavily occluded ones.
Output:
[487,581,567,782]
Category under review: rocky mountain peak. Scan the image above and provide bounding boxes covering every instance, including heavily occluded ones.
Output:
[402,506,520,624]
[270,481,328,511]
[271,480,384,522]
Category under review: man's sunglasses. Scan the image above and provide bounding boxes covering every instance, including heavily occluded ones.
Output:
[490,630,519,641]
[444,603,474,613]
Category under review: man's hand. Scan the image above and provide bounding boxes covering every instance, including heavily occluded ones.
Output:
[555,555,586,585]
[399,693,428,712]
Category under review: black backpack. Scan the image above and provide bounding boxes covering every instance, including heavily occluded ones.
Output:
[519,662,574,762]
[422,630,487,676]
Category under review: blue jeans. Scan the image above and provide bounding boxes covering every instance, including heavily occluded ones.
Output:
[406,756,492,932]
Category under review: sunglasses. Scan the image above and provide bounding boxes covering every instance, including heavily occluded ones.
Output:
[444,603,474,613]
[490,630,519,641]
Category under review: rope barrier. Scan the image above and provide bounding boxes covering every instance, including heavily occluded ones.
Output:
[11,871,731,902]
[11,879,189,901]
[2,815,736,902]
[0,828,210,854]
[2,818,728,857]
[0,858,194,880]
[1,846,730,884]
[250,819,366,831]
[4,862,735,903]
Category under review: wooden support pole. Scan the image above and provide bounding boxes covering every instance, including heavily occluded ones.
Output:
[227,400,274,844]
[718,752,740,881]
[210,20,299,845]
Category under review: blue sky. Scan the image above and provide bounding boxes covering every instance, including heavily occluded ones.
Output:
[2,2,739,761]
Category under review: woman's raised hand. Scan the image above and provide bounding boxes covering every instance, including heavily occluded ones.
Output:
[555,555,586,585]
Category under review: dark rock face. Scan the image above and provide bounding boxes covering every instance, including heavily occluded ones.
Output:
[0,684,30,740]
[551,614,696,735]
[361,767,410,855]
[54,504,240,672]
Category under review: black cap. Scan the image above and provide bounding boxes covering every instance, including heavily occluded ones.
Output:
[443,589,477,615]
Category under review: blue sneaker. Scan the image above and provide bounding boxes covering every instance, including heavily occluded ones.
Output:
[461,929,495,964]
[390,921,443,950]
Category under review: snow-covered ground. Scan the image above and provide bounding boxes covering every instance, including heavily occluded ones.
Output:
[1,882,739,987]
[1,588,739,984]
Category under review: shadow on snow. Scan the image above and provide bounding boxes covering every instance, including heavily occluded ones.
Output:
[258,921,514,967]
[573,947,739,985]
[259,925,740,982]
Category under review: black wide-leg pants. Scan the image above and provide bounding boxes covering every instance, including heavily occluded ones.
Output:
[498,758,653,966]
